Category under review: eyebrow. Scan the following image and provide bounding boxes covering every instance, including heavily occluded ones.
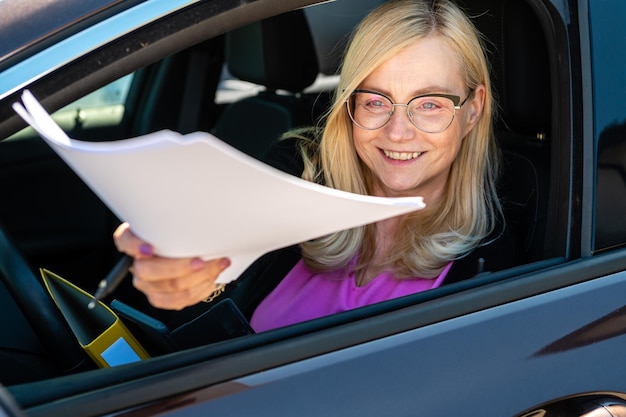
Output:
[358,85,457,99]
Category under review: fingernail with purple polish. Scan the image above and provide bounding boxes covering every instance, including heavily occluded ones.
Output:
[190,258,205,270]
[139,244,153,256]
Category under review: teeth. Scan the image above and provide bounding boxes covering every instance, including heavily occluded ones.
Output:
[383,150,422,160]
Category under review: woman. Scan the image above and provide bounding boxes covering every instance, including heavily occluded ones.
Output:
[114,0,523,332]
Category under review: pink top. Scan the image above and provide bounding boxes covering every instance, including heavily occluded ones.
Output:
[250,259,452,332]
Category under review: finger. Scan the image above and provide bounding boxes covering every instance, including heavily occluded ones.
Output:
[132,257,230,297]
[139,278,224,310]
[113,222,153,258]
[132,257,229,290]
[132,267,205,295]
[136,272,224,310]
[132,256,228,283]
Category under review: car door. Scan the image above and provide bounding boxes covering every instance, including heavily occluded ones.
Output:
[2,0,626,416]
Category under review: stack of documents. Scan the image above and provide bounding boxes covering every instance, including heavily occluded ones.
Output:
[14,90,425,285]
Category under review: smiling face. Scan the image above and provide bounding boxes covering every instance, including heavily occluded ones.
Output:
[352,36,484,203]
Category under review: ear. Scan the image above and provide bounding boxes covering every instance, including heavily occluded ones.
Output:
[462,84,486,135]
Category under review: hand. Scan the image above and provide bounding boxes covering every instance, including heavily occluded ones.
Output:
[113,222,231,310]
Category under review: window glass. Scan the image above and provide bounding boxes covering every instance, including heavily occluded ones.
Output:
[59,74,134,111]
[591,1,626,251]
[8,74,134,140]
[54,74,134,130]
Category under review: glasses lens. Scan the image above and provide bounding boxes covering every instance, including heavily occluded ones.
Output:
[348,92,392,130]
[408,96,456,133]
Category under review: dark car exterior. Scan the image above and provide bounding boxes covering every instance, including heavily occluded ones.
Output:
[0,0,626,416]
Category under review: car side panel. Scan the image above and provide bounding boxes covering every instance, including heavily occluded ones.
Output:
[144,270,626,417]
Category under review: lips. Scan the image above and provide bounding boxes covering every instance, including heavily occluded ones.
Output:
[383,149,423,160]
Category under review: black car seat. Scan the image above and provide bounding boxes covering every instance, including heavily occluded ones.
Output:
[212,9,322,159]
[0,221,94,384]
[458,0,553,262]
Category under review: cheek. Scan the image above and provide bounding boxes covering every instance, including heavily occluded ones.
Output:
[458,118,474,139]
[352,130,376,159]
[432,130,465,169]
[352,128,368,147]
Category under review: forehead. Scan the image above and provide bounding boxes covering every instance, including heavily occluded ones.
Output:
[360,36,465,98]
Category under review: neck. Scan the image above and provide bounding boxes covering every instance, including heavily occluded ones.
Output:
[355,217,401,286]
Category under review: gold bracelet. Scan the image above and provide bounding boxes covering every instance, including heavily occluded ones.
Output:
[202,283,226,303]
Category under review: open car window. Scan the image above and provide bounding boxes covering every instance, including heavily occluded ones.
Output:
[2,0,561,369]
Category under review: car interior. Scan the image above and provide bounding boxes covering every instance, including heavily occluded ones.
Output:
[0,0,563,399]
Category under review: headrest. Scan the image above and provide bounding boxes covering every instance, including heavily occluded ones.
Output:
[459,0,552,136]
[226,9,319,93]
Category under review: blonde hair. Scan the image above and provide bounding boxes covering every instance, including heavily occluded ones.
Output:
[297,0,500,278]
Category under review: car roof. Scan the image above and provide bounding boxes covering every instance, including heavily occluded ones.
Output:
[0,0,145,66]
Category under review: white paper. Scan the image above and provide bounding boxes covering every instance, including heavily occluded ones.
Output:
[13,90,425,284]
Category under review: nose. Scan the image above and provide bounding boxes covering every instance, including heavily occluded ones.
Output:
[385,104,415,141]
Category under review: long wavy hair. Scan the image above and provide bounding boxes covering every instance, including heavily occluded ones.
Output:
[296,0,500,279]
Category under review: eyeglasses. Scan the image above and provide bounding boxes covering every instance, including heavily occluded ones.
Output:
[346,89,472,133]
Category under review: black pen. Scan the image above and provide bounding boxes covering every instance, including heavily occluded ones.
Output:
[88,254,133,309]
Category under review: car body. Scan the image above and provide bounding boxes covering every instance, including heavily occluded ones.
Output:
[1,0,626,416]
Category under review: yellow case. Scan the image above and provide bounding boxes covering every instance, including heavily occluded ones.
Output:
[40,268,150,368]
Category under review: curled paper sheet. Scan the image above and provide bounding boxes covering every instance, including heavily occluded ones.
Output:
[13,90,425,284]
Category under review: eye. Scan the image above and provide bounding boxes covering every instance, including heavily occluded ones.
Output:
[419,99,443,110]
[421,101,438,110]
[357,93,391,113]
[411,96,450,113]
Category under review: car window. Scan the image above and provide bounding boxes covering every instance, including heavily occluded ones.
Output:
[58,74,134,130]
[59,74,134,113]
[7,74,134,141]
[591,0,626,251]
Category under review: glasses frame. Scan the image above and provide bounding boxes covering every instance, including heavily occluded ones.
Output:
[346,88,473,133]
